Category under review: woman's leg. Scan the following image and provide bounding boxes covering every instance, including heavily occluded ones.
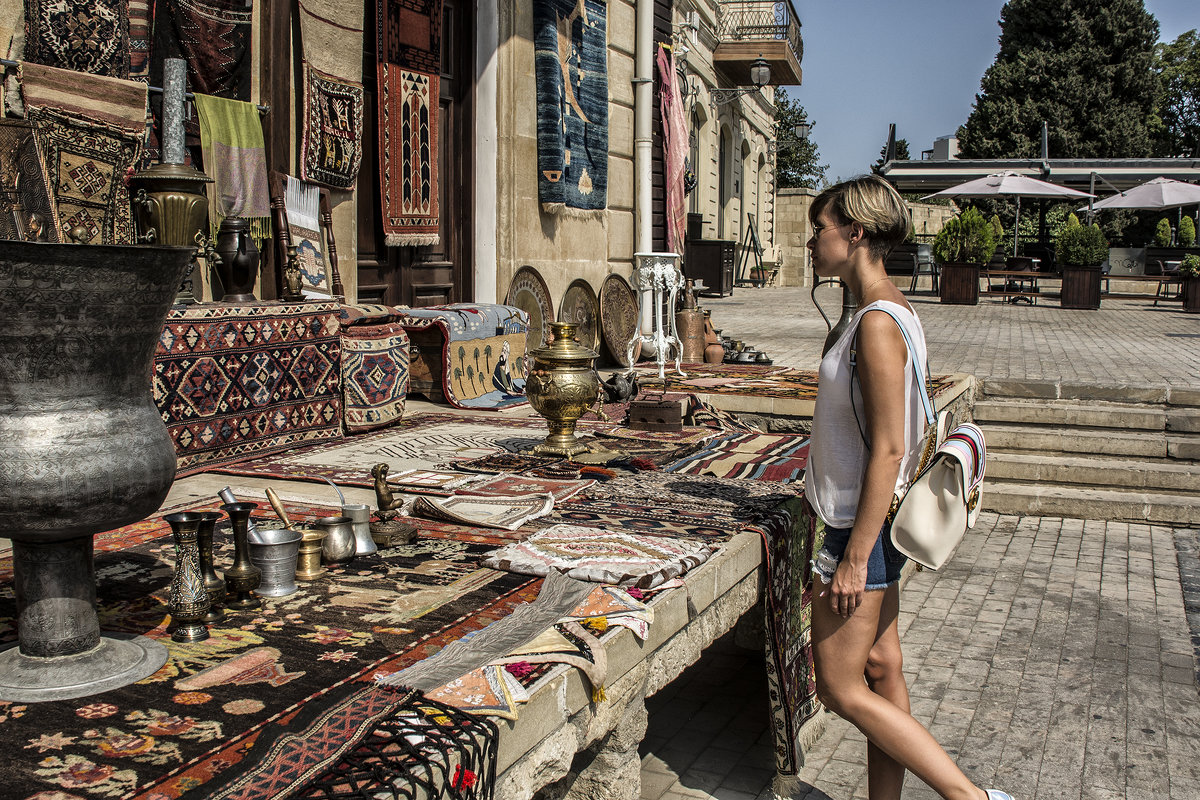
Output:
[812,588,982,800]
[864,584,908,800]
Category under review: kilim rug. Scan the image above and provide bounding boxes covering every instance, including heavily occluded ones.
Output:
[25,106,143,244]
[376,0,441,245]
[0,119,60,242]
[396,304,530,410]
[648,363,959,404]
[127,0,152,80]
[23,0,130,76]
[533,0,608,214]
[0,494,539,799]
[667,431,810,482]
[340,320,410,434]
[154,302,344,477]
[285,174,332,296]
[150,0,253,101]
[301,62,365,191]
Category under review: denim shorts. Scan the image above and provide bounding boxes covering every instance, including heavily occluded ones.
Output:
[811,521,907,590]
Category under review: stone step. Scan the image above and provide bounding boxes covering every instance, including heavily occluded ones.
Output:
[981,481,1200,525]
[987,451,1200,493]
[981,423,1170,459]
[973,398,1167,431]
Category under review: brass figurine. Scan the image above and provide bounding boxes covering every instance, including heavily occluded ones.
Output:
[370,463,407,521]
[281,244,305,301]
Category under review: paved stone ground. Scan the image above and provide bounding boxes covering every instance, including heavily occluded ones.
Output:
[638,287,1200,800]
[639,513,1200,800]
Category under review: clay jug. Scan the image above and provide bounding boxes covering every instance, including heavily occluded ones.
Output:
[702,311,725,364]
[213,217,260,302]
[676,309,705,363]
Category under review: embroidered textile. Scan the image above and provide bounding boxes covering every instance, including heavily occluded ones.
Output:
[533,0,608,214]
[0,496,536,799]
[151,0,253,100]
[26,106,142,244]
[302,62,365,191]
[483,524,720,589]
[397,304,530,410]
[667,432,811,482]
[153,302,344,476]
[0,119,60,241]
[376,0,441,245]
[23,0,130,76]
[411,493,556,531]
[340,321,410,433]
[194,92,271,241]
[19,60,148,132]
[127,0,151,80]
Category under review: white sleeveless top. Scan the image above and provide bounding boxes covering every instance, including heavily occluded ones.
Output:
[803,300,930,529]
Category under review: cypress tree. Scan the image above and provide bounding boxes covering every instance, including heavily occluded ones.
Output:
[958,0,1159,159]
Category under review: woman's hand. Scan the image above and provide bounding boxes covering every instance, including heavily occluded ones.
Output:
[829,557,868,618]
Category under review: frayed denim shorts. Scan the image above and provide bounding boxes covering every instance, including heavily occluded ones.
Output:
[811,521,907,591]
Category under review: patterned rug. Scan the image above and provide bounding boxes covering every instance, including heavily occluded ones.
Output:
[23,0,130,76]
[340,321,410,433]
[151,0,254,101]
[397,304,530,410]
[376,0,441,245]
[0,120,59,242]
[0,495,539,799]
[533,0,608,214]
[667,431,810,482]
[301,62,365,191]
[154,302,344,477]
[648,364,959,404]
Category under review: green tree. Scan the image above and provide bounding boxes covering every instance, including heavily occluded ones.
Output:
[773,88,827,189]
[872,138,911,174]
[1152,30,1200,157]
[958,0,1159,159]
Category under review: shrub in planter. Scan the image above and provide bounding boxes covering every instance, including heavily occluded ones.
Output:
[989,214,1007,257]
[1154,217,1173,247]
[1180,216,1196,248]
[1056,220,1108,266]
[933,207,996,265]
[1183,254,1200,313]
[1182,254,1200,278]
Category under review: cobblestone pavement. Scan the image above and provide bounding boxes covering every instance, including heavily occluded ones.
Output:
[639,513,1200,800]
[701,287,1200,389]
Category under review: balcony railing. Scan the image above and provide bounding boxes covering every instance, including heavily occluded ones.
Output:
[716,0,803,65]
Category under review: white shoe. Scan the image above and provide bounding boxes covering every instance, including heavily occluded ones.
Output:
[985,791,1014,800]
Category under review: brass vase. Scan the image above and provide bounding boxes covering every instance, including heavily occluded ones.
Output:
[220,502,262,609]
[164,512,210,642]
[525,321,600,457]
[195,511,225,623]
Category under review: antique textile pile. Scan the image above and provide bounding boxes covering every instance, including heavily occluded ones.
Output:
[339,321,411,433]
[194,93,272,242]
[398,304,530,410]
[153,302,343,476]
[376,0,442,245]
[20,61,147,244]
[533,0,608,214]
[667,431,810,482]
[23,0,130,76]
[298,0,365,190]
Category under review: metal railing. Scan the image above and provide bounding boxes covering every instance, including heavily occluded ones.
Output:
[715,0,803,63]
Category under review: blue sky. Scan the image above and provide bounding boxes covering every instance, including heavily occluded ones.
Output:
[784,0,1198,182]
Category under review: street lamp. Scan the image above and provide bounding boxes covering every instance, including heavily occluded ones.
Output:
[711,58,771,106]
[768,120,814,156]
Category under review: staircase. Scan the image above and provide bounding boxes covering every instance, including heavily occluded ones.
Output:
[973,380,1200,525]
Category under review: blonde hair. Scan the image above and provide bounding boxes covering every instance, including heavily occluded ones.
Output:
[810,175,911,260]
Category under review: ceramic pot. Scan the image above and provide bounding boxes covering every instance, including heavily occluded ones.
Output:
[525,321,600,457]
[212,217,260,302]
[0,242,191,702]
[248,528,303,597]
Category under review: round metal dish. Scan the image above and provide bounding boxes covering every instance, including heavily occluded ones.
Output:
[599,273,639,367]
[506,266,554,351]
[558,278,601,353]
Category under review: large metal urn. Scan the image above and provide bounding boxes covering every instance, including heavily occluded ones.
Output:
[0,241,193,702]
[525,321,600,457]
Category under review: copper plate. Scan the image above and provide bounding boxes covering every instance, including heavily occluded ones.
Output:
[506,266,554,351]
[557,278,600,353]
[600,273,638,367]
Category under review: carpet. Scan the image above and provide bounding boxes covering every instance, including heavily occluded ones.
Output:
[411,493,556,531]
[667,431,810,482]
[301,62,365,191]
[0,495,538,799]
[340,321,410,434]
[23,0,130,76]
[376,0,441,245]
[0,119,59,242]
[651,363,959,404]
[397,304,529,410]
[533,0,608,214]
[154,302,344,477]
[150,0,253,101]
[127,0,151,80]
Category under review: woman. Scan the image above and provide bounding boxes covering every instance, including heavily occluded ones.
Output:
[803,175,1010,800]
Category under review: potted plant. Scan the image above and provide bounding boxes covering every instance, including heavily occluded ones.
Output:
[933,207,996,304]
[1154,217,1174,247]
[1182,254,1200,313]
[1179,216,1196,250]
[1056,213,1108,309]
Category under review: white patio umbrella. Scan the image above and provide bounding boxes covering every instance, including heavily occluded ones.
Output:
[922,171,1094,255]
[1087,176,1200,211]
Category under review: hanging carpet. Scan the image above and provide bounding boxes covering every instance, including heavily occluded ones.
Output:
[376,0,441,245]
[298,0,365,190]
[533,0,608,215]
[150,0,253,101]
[127,0,152,80]
[23,0,130,77]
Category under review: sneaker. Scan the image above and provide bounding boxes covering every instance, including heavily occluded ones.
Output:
[985,792,1014,800]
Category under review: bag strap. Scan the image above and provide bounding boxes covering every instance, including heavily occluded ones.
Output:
[848,305,936,450]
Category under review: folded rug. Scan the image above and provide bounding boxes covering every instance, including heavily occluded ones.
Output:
[411,492,555,531]
[482,523,720,589]
[193,92,271,242]
[19,60,147,132]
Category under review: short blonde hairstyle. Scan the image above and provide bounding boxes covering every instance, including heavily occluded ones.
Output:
[810,175,911,260]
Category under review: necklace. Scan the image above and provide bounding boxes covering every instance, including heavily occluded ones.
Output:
[860,276,889,296]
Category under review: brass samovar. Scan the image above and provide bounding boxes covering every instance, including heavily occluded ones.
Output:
[525,321,600,457]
